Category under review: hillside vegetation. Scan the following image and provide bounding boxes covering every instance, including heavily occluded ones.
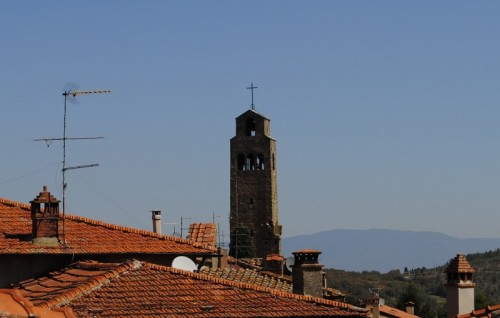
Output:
[324,249,500,318]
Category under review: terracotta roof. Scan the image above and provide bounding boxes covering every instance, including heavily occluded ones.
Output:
[0,289,75,318]
[228,257,346,299]
[446,254,475,274]
[16,260,366,317]
[379,305,420,318]
[187,223,217,247]
[0,197,216,255]
[199,266,293,292]
[457,304,500,318]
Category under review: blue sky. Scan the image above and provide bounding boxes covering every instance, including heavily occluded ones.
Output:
[1,1,500,241]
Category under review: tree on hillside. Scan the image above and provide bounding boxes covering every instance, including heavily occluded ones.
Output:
[396,282,443,318]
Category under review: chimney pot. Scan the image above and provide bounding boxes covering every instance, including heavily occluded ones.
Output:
[151,210,162,234]
[405,301,415,315]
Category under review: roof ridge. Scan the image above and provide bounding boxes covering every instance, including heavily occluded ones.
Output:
[0,198,31,210]
[1,198,216,252]
[39,260,140,309]
[143,262,355,311]
[64,214,218,252]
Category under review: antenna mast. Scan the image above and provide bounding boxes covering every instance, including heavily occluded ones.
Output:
[34,84,111,243]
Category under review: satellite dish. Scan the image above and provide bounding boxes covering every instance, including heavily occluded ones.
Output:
[285,256,295,272]
[172,256,198,272]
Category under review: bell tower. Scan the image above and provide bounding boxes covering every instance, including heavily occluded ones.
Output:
[230,109,282,259]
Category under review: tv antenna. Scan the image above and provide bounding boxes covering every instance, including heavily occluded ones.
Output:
[180,216,192,239]
[34,82,111,242]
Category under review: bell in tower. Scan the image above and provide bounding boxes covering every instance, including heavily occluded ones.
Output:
[229,108,282,259]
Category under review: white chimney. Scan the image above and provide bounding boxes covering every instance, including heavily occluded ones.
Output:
[151,210,162,234]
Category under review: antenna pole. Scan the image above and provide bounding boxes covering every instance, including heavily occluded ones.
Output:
[59,87,111,243]
[180,217,191,239]
[62,91,68,241]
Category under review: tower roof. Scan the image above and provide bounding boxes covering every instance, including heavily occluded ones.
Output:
[235,108,270,121]
[446,254,475,274]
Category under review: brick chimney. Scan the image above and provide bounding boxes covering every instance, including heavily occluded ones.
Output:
[151,210,162,234]
[264,254,284,275]
[291,249,324,297]
[30,186,60,245]
[445,254,476,318]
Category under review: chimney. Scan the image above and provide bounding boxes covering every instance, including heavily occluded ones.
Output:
[30,186,60,245]
[151,210,162,234]
[264,254,285,275]
[291,249,324,297]
[405,301,415,315]
[445,254,476,318]
[372,295,380,318]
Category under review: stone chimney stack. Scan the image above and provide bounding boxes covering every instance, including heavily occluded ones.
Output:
[446,254,476,318]
[30,186,60,245]
[151,210,162,234]
[291,249,324,297]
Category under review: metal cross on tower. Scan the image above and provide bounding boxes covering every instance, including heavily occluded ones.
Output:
[246,82,258,110]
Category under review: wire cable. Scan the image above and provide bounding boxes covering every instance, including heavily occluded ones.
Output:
[72,171,144,228]
[0,162,59,185]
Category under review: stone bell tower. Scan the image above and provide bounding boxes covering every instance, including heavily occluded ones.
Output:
[230,109,282,259]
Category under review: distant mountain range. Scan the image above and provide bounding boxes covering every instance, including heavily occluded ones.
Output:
[282,229,500,273]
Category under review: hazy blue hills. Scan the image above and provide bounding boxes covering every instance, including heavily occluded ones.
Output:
[282,229,500,273]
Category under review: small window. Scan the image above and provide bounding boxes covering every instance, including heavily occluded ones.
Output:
[247,154,255,170]
[272,153,275,170]
[238,154,246,170]
[246,117,256,136]
[256,154,265,170]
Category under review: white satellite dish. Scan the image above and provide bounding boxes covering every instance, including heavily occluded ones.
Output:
[172,256,198,272]
[285,256,295,272]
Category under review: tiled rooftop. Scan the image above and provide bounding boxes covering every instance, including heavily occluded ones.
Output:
[199,266,293,292]
[206,258,346,299]
[457,304,500,318]
[187,223,217,247]
[0,289,75,318]
[16,260,367,318]
[379,305,420,318]
[446,254,475,274]
[0,197,216,255]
